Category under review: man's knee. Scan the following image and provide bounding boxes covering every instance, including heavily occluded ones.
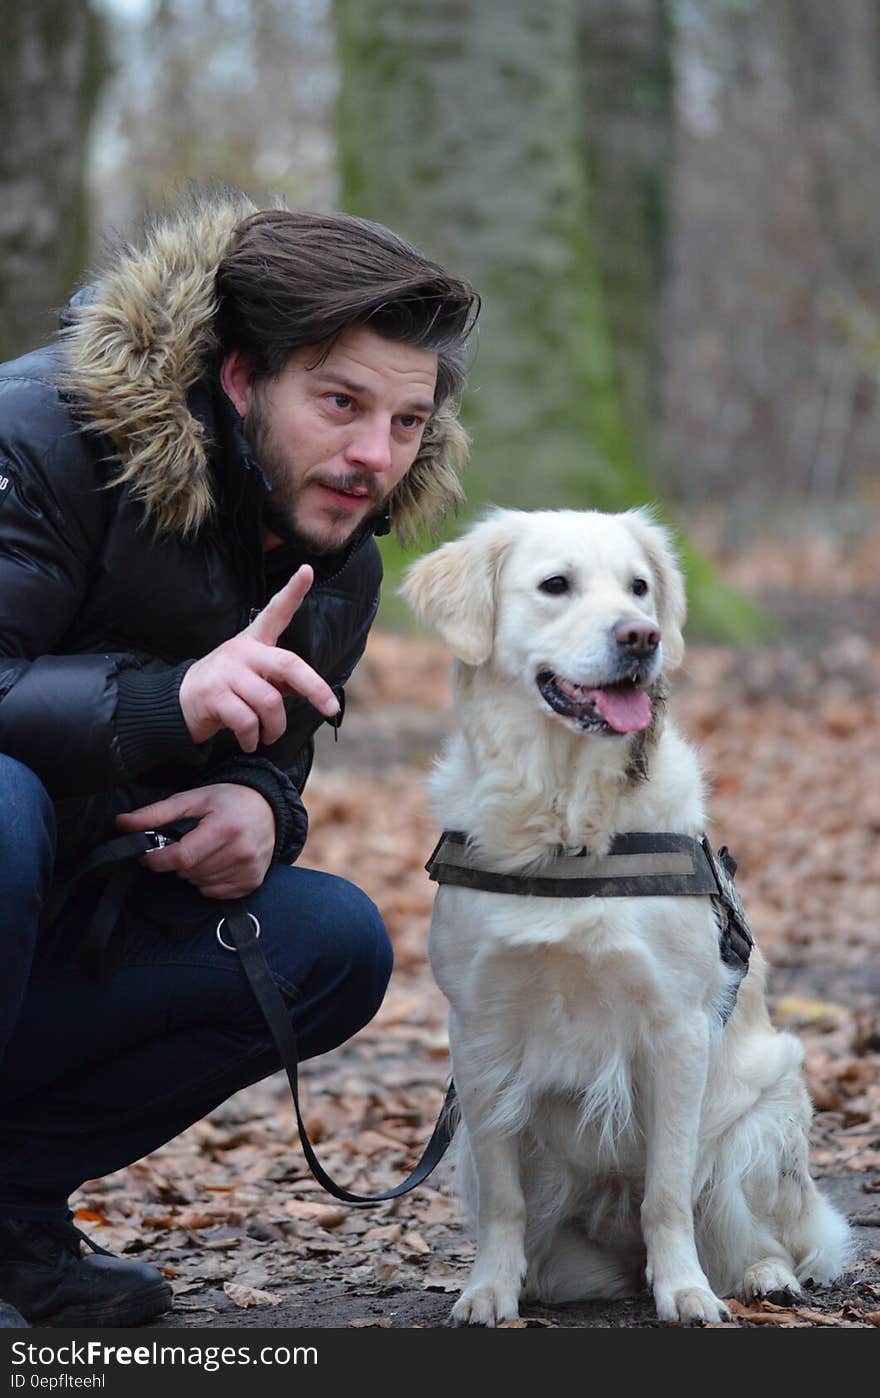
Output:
[254,867,394,1035]
[0,757,56,894]
[301,872,393,1018]
[332,880,394,1021]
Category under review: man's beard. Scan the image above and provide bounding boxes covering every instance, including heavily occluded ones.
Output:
[244,396,387,555]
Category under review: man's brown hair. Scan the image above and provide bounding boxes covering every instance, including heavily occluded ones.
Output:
[215,211,479,407]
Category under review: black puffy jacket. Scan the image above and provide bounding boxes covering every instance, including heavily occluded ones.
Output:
[0,194,467,870]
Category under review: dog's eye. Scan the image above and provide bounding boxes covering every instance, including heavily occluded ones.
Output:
[631,577,649,597]
[539,576,570,595]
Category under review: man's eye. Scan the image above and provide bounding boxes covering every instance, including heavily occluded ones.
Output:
[329,394,353,410]
[398,414,423,430]
[539,576,570,595]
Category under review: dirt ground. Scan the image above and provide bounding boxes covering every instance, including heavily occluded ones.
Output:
[71,512,880,1331]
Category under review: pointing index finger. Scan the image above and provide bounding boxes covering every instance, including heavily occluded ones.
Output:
[247,565,314,645]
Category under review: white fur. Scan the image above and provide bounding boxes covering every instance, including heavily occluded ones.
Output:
[401,507,851,1327]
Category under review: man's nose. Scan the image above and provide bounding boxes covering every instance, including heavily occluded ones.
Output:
[346,417,393,473]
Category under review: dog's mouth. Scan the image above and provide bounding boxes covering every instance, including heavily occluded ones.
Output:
[536,670,653,734]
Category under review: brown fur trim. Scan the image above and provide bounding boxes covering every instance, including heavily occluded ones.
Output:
[387,408,469,543]
[58,191,257,536]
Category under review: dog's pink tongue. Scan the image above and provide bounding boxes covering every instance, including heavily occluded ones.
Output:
[590,685,653,733]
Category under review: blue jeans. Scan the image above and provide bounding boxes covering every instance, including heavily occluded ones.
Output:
[0,756,393,1221]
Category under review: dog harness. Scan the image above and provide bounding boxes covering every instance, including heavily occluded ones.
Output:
[426,831,754,1009]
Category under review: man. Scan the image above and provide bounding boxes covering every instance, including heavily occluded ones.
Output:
[0,190,479,1326]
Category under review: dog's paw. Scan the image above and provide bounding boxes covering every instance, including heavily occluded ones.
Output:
[742,1258,801,1304]
[451,1284,521,1327]
[654,1284,731,1325]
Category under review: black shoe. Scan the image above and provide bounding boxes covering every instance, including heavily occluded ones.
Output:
[0,1299,27,1328]
[0,1219,172,1327]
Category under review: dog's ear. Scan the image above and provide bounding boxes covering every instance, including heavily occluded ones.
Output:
[623,509,687,671]
[399,513,516,665]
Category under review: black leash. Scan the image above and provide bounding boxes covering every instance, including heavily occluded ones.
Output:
[55,823,457,1204]
[215,899,457,1202]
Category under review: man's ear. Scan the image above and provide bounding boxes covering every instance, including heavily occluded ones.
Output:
[623,508,687,671]
[220,349,256,418]
[399,512,517,666]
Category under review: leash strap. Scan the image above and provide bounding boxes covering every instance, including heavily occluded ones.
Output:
[217,900,457,1204]
[45,820,203,979]
[55,824,456,1203]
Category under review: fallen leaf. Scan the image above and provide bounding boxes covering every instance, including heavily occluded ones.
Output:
[776,995,848,1025]
[401,1230,431,1256]
[176,1209,220,1231]
[423,1270,462,1293]
[223,1282,282,1308]
[284,1200,349,1229]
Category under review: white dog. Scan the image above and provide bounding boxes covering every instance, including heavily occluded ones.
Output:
[401,507,850,1327]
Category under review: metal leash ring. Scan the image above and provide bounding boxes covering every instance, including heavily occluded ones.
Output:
[216,912,261,952]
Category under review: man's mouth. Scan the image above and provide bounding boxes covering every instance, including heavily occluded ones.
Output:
[536,670,653,734]
[315,480,375,508]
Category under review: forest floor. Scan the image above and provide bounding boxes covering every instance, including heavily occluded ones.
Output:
[72,509,880,1331]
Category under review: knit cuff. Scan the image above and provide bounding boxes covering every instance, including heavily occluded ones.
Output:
[201,756,308,865]
[115,661,207,777]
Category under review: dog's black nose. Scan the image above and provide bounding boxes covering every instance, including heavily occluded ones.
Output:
[613,616,660,656]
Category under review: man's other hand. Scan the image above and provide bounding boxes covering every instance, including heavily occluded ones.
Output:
[115,784,276,899]
[178,565,340,752]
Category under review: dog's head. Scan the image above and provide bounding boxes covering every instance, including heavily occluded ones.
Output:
[400,507,686,738]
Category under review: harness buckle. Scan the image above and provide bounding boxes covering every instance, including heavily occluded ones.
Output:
[701,837,754,972]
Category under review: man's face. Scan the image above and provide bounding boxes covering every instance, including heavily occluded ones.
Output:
[222,325,438,555]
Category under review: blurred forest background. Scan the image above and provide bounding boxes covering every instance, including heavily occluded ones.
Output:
[1,0,879,621]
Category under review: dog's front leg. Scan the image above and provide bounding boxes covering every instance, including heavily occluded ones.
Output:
[640,1013,731,1325]
[451,1083,527,1326]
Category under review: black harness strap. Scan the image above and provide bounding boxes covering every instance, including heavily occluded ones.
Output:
[426,830,720,898]
[426,830,754,982]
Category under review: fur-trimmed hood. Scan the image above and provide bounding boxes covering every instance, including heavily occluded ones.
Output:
[59,191,469,540]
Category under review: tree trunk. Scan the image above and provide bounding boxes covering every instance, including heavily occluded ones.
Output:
[335,0,652,514]
[0,1,106,362]
[577,0,674,475]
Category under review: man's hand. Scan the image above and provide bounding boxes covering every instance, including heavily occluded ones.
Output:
[116,784,276,899]
[179,565,339,752]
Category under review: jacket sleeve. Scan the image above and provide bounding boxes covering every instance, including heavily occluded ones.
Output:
[0,382,207,798]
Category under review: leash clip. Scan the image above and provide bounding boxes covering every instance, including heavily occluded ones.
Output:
[143,830,172,851]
